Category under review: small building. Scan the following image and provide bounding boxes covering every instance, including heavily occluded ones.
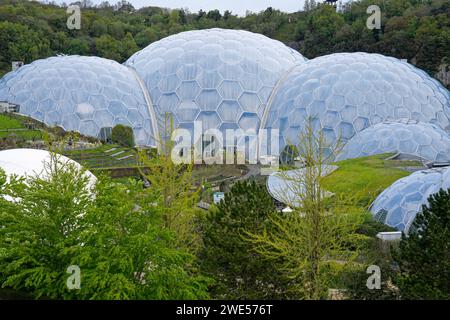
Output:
[0,101,20,113]
[376,231,402,241]
[213,192,225,204]
[12,61,24,72]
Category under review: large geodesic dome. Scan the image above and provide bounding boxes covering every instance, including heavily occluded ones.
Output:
[125,28,307,138]
[0,55,157,146]
[337,120,450,163]
[371,167,450,233]
[263,52,450,155]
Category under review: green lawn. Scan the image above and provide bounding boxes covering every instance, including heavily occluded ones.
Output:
[0,114,23,129]
[0,130,43,139]
[323,153,423,213]
[0,114,43,140]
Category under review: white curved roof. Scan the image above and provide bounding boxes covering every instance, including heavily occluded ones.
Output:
[337,120,450,163]
[266,165,338,207]
[0,148,96,188]
[371,166,450,233]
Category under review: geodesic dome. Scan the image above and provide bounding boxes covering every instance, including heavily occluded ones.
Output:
[125,28,307,139]
[371,167,450,233]
[0,56,157,146]
[263,52,450,156]
[337,120,450,163]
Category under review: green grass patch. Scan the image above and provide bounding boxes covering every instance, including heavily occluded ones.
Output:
[323,153,423,211]
[0,114,24,129]
[0,130,43,140]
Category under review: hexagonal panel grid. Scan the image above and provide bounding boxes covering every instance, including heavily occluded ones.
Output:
[371,166,450,233]
[126,28,307,135]
[0,55,157,146]
[338,120,450,163]
[263,52,450,156]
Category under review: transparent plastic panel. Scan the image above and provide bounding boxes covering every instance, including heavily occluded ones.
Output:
[371,167,450,233]
[126,28,307,136]
[0,55,156,147]
[338,120,450,163]
[264,52,450,156]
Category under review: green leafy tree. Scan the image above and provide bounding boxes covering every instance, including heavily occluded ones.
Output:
[139,114,203,253]
[200,181,290,299]
[394,188,450,299]
[246,122,364,299]
[111,124,135,147]
[0,153,209,299]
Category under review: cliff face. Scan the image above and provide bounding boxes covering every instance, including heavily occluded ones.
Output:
[436,63,450,90]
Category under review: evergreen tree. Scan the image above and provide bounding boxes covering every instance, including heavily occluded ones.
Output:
[0,153,209,299]
[200,181,290,299]
[394,188,450,299]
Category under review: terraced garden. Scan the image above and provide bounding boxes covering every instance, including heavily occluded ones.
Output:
[63,144,140,169]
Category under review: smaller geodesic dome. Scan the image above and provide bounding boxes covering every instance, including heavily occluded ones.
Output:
[370,167,450,233]
[337,120,450,164]
[0,148,96,187]
[0,55,157,146]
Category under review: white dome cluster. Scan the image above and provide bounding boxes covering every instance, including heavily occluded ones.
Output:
[1,29,450,234]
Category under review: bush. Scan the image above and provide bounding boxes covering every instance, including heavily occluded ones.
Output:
[111,124,135,147]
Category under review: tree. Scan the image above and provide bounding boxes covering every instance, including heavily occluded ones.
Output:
[394,188,450,299]
[94,35,122,61]
[200,181,290,299]
[246,122,363,299]
[139,114,202,253]
[0,21,51,72]
[0,153,209,299]
[111,124,135,147]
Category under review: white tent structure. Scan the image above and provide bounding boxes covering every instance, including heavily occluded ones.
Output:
[266,165,338,207]
[0,148,97,189]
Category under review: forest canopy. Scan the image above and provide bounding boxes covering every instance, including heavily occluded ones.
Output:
[0,0,449,88]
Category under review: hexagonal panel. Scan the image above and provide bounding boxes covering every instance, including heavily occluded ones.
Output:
[177,81,201,100]
[218,81,243,100]
[196,111,221,130]
[217,100,242,122]
[371,166,450,233]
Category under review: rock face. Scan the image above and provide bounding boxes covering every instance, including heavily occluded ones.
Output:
[435,63,450,89]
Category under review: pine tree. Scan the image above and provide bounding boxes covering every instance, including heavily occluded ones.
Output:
[200,181,290,299]
[394,189,450,299]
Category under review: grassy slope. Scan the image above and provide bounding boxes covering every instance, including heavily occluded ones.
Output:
[323,154,424,236]
[324,154,422,209]
[0,114,43,139]
[63,144,139,169]
[0,114,23,128]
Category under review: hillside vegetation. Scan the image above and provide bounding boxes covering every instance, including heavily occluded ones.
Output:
[0,0,448,87]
